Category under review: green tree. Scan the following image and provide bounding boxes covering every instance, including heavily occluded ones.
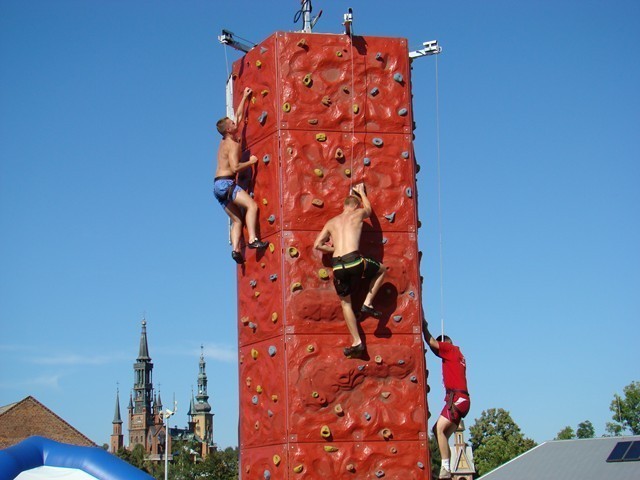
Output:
[606,381,640,436]
[469,408,537,476]
[555,426,575,440]
[428,434,442,479]
[576,420,595,439]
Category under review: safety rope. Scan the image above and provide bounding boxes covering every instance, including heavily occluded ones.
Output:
[434,53,446,339]
[348,28,356,192]
[222,44,233,246]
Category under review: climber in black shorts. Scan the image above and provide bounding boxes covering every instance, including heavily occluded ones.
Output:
[314,183,387,357]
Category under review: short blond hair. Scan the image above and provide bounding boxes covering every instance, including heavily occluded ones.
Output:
[344,195,361,208]
[216,117,229,136]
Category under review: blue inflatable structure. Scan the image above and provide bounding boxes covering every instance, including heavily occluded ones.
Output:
[0,436,154,480]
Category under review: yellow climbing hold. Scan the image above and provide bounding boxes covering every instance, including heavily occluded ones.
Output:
[256,385,263,393]
[353,104,360,114]
[271,312,279,323]
[375,355,383,364]
[271,394,278,402]
[321,96,331,106]
[255,60,262,68]
[336,51,343,57]
[320,425,331,438]
[342,85,349,93]
[315,133,326,142]
[302,73,312,86]
[282,102,291,113]
[308,118,318,125]
[288,247,299,258]
[273,455,281,466]
[312,391,319,398]
[312,199,324,207]
[306,344,315,352]
[251,349,259,360]
[324,446,339,452]
[297,38,307,47]
[313,168,324,177]
[334,404,344,415]
[261,89,269,96]
[291,282,302,292]
[269,243,275,253]
[254,291,261,298]
[262,198,268,205]
[318,268,329,279]
[344,168,351,177]
[293,465,304,474]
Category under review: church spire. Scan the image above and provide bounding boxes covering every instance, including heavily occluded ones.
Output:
[113,388,123,424]
[195,345,211,413]
[138,319,150,361]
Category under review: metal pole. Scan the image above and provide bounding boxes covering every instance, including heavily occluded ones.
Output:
[164,413,168,480]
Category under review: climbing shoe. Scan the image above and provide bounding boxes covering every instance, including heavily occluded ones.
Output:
[361,304,381,318]
[247,239,269,249]
[343,343,365,358]
[231,251,244,264]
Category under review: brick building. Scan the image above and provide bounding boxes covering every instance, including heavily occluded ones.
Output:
[0,395,95,449]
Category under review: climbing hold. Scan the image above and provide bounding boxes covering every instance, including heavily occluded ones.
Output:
[268,346,277,356]
[398,360,405,365]
[268,215,276,224]
[417,462,425,469]
[358,365,365,371]
[381,428,393,440]
[291,282,302,292]
[344,168,351,177]
[282,102,291,113]
[271,312,278,323]
[263,470,271,480]
[320,425,331,438]
[372,137,384,147]
[381,392,391,399]
[273,455,281,466]
[269,273,278,281]
[335,148,344,159]
[268,409,273,417]
[346,464,356,473]
[271,395,278,402]
[390,447,397,454]
[258,111,268,125]
[318,268,329,279]
[321,96,331,106]
[363,157,371,166]
[252,395,258,405]
[406,187,413,198]
[381,237,388,244]
[402,151,410,159]
[324,446,339,452]
[393,72,404,83]
[241,316,250,325]
[370,87,379,96]
[256,385,263,393]
[261,89,269,96]
[308,118,318,125]
[409,291,415,298]
[393,315,402,323]
[306,344,314,352]
[297,38,307,47]
[334,404,344,415]
[311,391,319,398]
[260,46,268,54]
[262,154,270,164]
[313,168,324,177]
[255,60,262,68]
[364,412,371,421]
[251,349,259,360]
[249,280,257,288]
[254,421,260,430]
[247,322,257,330]
[254,291,260,298]
[251,97,256,104]
[262,198,268,205]
[410,375,418,383]
[288,247,299,258]
[336,51,343,57]
[302,73,313,87]
[397,108,408,116]
[353,104,359,114]
[312,199,324,207]
[269,242,275,252]
[375,470,385,478]
[342,85,349,93]
[375,52,383,60]
[384,212,396,223]
[315,133,326,142]
[374,355,382,364]
[245,377,252,386]
[293,465,304,474]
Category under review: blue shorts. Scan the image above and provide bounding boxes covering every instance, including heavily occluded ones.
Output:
[213,178,241,207]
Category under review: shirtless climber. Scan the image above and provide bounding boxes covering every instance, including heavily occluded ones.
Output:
[313,183,387,357]
[214,86,268,263]
[423,318,471,479]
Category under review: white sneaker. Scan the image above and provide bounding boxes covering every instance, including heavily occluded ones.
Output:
[439,466,452,479]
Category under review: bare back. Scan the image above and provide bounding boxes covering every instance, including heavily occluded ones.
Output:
[215,137,240,178]
[325,209,366,257]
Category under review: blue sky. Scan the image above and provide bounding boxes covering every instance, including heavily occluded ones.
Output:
[1,0,638,450]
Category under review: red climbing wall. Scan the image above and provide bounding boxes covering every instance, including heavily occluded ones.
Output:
[232,31,430,479]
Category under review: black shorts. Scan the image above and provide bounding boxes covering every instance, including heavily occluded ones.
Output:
[331,251,381,297]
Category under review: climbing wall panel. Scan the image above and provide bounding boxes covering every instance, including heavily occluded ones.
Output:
[230,31,431,479]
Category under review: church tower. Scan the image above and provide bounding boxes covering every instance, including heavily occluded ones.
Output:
[192,346,214,458]
[110,388,124,453]
[451,420,476,479]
